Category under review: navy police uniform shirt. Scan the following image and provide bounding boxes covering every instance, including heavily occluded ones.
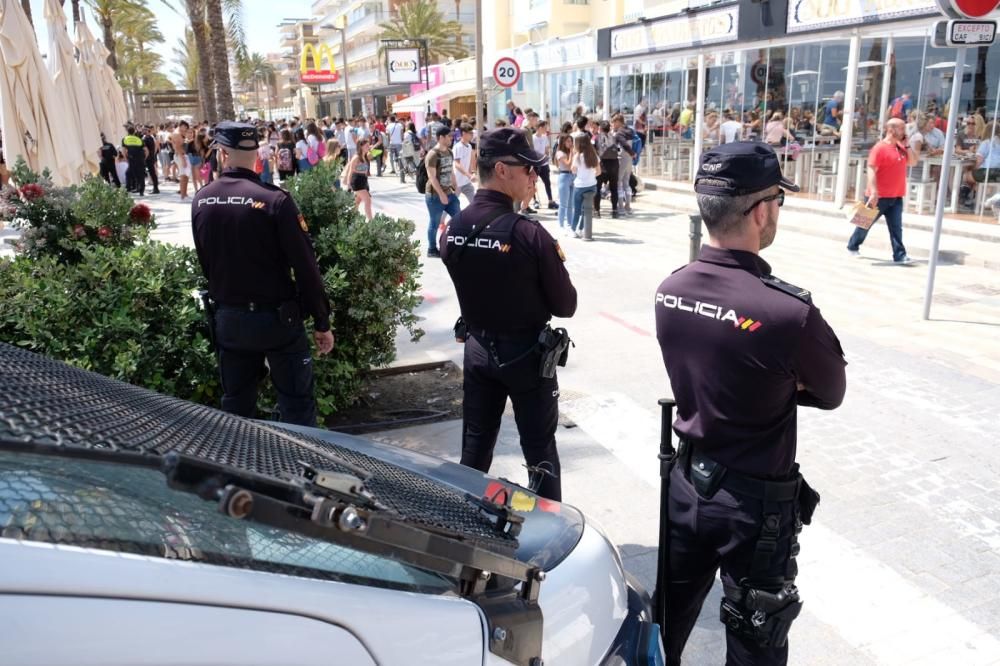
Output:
[192,167,331,332]
[441,189,577,333]
[655,246,846,479]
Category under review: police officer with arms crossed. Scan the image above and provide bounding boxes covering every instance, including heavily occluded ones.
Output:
[441,128,577,501]
[192,122,335,427]
[654,142,846,665]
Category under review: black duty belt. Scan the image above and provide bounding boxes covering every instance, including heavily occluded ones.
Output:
[467,326,539,344]
[558,170,572,174]
[216,301,281,312]
[680,440,799,503]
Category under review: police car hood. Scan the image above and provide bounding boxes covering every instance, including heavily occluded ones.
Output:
[280,423,586,571]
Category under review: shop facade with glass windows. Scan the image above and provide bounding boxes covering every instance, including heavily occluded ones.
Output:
[598,0,1000,221]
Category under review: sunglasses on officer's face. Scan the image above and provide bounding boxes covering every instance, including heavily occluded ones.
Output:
[498,161,534,175]
[743,189,785,216]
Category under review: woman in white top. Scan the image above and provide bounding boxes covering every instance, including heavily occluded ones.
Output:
[570,134,601,238]
[554,133,574,230]
[532,121,557,210]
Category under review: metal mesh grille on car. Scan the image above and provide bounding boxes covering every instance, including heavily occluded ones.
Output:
[0,343,516,555]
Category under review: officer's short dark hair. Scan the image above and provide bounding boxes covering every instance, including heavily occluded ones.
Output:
[696,190,769,237]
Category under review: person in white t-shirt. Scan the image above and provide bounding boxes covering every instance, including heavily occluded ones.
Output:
[532,120,558,210]
[452,124,477,205]
[570,134,601,238]
[720,111,744,144]
[386,114,405,174]
[345,118,359,160]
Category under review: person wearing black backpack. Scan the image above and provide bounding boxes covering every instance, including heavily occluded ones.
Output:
[98,133,121,187]
[423,126,461,258]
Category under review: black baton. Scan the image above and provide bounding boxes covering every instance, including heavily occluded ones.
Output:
[654,397,676,648]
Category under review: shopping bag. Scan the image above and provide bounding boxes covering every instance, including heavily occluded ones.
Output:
[847,201,878,229]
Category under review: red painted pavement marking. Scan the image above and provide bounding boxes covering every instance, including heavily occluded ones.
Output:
[598,311,653,337]
[421,292,439,304]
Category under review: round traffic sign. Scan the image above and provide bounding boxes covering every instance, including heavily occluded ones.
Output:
[936,0,1000,18]
[493,57,521,88]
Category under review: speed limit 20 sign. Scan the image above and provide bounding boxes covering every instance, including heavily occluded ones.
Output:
[493,57,521,88]
[936,0,1000,18]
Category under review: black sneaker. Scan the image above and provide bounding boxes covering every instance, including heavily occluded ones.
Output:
[611,211,620,219]
[548,201,559,210]
[523,206,537,214]
[427,248,441,258]
[151,189,160,194]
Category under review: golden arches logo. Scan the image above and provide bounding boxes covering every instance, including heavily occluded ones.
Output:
[300,44,339,84]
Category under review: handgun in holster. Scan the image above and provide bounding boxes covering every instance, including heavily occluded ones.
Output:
[538,326,573,379]
[454,316,468,343]
[198,290,217,348]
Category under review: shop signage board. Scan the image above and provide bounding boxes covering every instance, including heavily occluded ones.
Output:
[386,48,422,84]
[787,0,939,33]
[493,57,521,88]
[932,19,997,45]
[608,5,739,58]
[935,0,1000,17]
[300,44,339,84]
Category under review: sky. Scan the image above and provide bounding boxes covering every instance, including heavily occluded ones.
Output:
[27,0,314,86]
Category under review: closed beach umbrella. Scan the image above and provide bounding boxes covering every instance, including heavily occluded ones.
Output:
[75,21,121,144]
[0,0,73,185]
[45,0,100,177]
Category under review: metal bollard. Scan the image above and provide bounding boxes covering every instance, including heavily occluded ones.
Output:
[582,190,595,241]
[688,213,702,263]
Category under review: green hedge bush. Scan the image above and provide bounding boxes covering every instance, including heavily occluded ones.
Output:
[285,161,424,417]
[0,243,218,404]
[0,159,424,421]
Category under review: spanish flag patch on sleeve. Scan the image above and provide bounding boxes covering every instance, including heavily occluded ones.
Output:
[554,241,566,262]
[298,214,309,233]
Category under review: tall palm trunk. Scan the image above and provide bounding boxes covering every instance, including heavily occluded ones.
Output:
[187,0,217,122]
[100,14,118,70]
[205,0,235,120]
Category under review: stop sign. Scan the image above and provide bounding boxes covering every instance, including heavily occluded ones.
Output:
[936,0,1000,18]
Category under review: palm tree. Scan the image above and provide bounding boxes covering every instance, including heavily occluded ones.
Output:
[185,0,217,122]
[86,0,173,71]
[238,52,275,114]
[172,29,200,90]
[206,0,236,119]
[380,0,468,64]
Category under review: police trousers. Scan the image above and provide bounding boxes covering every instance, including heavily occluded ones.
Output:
[666,462,800,666]
[461,333,561,501]
[215,306,317,427]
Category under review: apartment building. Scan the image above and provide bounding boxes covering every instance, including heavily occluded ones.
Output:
[308,0,476,117]
[276,18,320,118]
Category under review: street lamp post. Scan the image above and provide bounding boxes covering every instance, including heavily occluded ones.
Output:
[321,23,352,117]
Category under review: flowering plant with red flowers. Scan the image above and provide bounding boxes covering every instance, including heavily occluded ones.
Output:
[0,159,155,263]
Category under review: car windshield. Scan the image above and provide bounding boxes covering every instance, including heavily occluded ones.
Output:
[0,451,453,593]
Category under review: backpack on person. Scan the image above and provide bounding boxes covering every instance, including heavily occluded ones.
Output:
[277,146,293,172]
[306,144,320,165]
[317,140,326,158]
[415,150,431,194]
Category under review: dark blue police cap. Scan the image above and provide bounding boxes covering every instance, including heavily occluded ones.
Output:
[211,121,259,151]
[478,128,547,167]
[694,142,799,196]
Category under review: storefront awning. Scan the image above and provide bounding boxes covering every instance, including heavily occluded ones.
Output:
[391,80,475,112]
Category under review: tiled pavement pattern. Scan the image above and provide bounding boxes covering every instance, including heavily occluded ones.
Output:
[82,177,1000,663]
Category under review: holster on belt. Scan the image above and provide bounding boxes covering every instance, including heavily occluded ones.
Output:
[198,290,217,347]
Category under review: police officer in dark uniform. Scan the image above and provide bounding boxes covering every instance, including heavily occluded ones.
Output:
[98,133,120,188]
[122,125,146,194]
[654,142,846,665]
[141,125,160,194]
[441,128,577,501]
[192,121,334,427]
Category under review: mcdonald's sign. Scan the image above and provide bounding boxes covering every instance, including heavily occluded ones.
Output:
[301,43,340,84]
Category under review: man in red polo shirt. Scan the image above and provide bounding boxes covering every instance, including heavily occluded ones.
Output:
[847,117,916,264]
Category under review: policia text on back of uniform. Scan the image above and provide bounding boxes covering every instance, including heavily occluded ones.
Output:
[440,128,577,502]
[192,122,335,428]
[654,142,846,665]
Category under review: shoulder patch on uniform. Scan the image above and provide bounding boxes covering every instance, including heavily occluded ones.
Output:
[760,274,812,304]
[554,240,566,262]
[298,214,309,233]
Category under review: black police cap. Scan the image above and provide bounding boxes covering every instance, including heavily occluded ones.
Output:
[478,128,547,167]
[694,142,800,196]
[211,121,260,151]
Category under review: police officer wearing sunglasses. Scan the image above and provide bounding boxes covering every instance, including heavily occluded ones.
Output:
[440,128,577,501]
[654,142,846,665]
